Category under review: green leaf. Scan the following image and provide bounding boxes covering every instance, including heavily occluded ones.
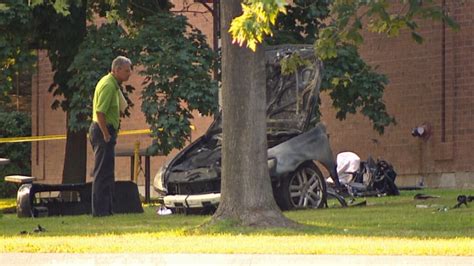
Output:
[53,0,71,16]
[229,0,288,51]
[444,16,460,31]
[411,32,423,44]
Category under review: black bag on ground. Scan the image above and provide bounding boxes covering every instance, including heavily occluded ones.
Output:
[349,157,399,196]
[372,160,399,196]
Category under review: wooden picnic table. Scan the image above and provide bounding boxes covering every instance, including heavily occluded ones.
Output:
[0,158,10,166]
[115,148,158,203]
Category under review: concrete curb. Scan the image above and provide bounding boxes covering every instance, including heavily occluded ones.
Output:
[1,253,473,266]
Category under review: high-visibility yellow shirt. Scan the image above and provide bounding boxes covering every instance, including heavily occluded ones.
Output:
[92,73,120,130]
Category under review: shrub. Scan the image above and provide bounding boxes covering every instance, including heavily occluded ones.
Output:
[0,110,31,198]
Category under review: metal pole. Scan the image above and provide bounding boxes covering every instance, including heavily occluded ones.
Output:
[133,141,140,183]
[145,155,150,203]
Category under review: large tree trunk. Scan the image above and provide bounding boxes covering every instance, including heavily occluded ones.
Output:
[212,0,295,227]
[60,3,88,185]
[61,114,87,184]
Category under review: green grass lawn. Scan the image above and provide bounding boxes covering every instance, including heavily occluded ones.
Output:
[0,189,472,255]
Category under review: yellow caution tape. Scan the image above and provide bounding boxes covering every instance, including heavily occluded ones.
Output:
[0,126,196,144]
[0,135,67,143]
[117,129,152,136]
[0,129,151,144]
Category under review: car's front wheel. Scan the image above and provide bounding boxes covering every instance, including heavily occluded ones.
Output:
[274,161,327,210]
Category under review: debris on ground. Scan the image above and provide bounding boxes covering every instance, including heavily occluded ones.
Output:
[19,224,47,235]
[415,204,449,212]
[33,224,46,233]
[349,200,367,207]
[413,193,440,200]
[452,195,473,209]
[414,194,473,212]
[157,205,172,216]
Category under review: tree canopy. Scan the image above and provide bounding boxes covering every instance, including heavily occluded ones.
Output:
[0,1,35,103]
[0,0,218,183]
[0,0,218,156]
[67,12,218,154]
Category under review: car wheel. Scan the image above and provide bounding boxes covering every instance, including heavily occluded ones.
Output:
[274,161,327,210]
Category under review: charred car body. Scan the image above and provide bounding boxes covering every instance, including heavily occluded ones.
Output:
[153,45,340,213]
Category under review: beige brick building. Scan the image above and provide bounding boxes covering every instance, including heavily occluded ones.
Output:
[31,2,473,191]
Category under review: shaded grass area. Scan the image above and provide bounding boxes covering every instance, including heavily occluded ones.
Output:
[0,189,472,255]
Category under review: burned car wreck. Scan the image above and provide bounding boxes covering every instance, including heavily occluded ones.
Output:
[10,179,143,218]
[153,45,340,213]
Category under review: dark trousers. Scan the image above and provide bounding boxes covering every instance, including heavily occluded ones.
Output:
[89,122,117,217]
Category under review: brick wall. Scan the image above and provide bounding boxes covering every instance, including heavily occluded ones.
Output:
[320,1,473,188]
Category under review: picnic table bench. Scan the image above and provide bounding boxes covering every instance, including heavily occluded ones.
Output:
[0,158,10,166]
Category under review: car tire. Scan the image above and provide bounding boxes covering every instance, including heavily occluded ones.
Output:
[274,161,327,210]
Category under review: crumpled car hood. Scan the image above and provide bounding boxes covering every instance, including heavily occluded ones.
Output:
[265,45,322,132]
[164,45,333,189]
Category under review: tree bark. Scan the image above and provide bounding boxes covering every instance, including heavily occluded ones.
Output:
[212,0,295,227]
[61,114,87,184]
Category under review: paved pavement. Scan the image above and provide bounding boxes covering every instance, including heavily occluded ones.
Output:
[1,253,473,266]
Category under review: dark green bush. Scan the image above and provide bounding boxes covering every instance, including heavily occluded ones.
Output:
[0,110,31,198]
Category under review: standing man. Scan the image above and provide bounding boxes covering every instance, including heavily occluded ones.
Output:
[89,56,132,217]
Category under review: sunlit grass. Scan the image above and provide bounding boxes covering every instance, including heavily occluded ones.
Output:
[1,233,472,255]
[0,198,15,211]
[0,189,472,255]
